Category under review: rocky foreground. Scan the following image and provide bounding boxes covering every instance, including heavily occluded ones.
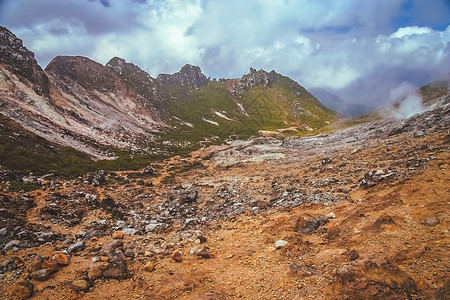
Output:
[0,95,449,299]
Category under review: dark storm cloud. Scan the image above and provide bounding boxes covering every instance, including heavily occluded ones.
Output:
[0,0,142,35]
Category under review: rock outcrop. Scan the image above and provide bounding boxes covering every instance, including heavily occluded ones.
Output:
[157,64,208,90]
[0,26,49,96]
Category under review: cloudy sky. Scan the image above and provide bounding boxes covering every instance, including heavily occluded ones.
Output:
[0,0,449,106]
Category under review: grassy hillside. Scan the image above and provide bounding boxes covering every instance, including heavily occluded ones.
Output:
[419,78,450,103]
[0,114,168,177]
[163,75,338,145]
[0,114,95,176]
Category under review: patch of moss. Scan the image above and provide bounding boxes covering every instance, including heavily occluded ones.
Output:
[9,181,42,192]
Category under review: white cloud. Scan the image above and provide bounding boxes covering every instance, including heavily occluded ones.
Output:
[390,26,433,39]
[92,0,204,75]
[1,0,449,107]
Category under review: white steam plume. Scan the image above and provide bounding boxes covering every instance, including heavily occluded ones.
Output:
[390,82,425,119]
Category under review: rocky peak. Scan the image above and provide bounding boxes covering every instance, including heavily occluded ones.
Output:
[157,64,208,90]
[0,26,49,96]
[224,67,280,98]
[106,57,127,75]
[45,56,121,92]
[106,57,155,88]
[106,57,165,107]
[241,67,279,89]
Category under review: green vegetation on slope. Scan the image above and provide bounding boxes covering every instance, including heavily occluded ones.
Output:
[0,114,94,176]
[0,72,338,178]
[419,78,450,103]
[164,75,338,145]
[0,115,167,177]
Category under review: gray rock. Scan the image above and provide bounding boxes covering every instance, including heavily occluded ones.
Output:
[122,228,139,235]
[30,268,52,281]
[75,230,87,239]
[101,197,116,210]
[4,240,20,251]
[108,249,125,262]
[35,231,55,242]
[194,247,210,259]
[143,166,154,175]
[115,220,127,229]
[350,148,359,155]
[295,215,329,234]
[101,239,123,255]
[124,248,135,258]
[422,217,440,226]
[275,240,288,249]
[413,130,425,138]
[67,241,84,253]
[145,222,162,233]
[184,218,198,227]
[92,170,106,186]
[102,262,130,279]
[0,227,6,236]
[180,190,198,204]
[0,258,18,272]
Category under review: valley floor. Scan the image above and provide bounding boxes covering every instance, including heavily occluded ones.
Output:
[0,97,449,299]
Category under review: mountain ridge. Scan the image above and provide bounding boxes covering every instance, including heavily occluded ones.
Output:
[0,25,337,164]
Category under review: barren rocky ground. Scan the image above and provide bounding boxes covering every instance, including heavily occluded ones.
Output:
[0,96,449,299]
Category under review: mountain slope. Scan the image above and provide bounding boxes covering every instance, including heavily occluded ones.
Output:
[1,25,337,164]
[0,114,94,176]
[45,56,164,151]
[162,68,338,147]
[0,26,164,158]
[419,73,450,104]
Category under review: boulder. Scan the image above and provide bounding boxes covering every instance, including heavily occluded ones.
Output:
[122,228,139,235]
[92,170,106,186]
[124,248,135,258]
[108,248,125,262]
[101,197,116,210]
[196,235,207,244]
[145,222,163,233]
[180,190,198,204]
[183,218,198,228]
[30,268,52,281]
[112,230,124,239]
[144,261,155,272]
[71,279,89,292]
[422,217,440,226]
[171,250,183,262]
[41,260,59,273]
[87,266,102,280]
[102,262,130,279]
[343,248,360,261]
[4,240,20,251]
[52,253,70,265]
[67,241,84,253]
[143,166,154,175]
[11,281,34,299]
[100,239,123,256]
[190,247,211,259]
[294,215,329,234]
[275,240,288,249]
